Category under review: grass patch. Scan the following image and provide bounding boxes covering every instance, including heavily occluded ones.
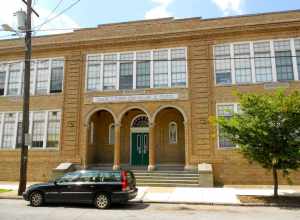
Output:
[0,189,12,193]
[239,195,300,206]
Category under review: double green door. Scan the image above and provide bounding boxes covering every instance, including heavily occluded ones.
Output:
[131,133,149,166]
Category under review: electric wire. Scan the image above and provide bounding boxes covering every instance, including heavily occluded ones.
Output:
[34,0,64,31]
[33,0,80,31]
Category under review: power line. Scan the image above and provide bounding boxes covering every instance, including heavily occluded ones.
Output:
[33,0,80,31]
[35,0,64,31]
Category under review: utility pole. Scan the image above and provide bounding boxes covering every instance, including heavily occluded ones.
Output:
[18,0,39,196]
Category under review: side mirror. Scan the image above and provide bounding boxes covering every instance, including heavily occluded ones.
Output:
[54,180,58,185]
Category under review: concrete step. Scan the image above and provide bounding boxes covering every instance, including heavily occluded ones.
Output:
[136,180,198,184]
[134,173,198,178]
[135,176,198,180]
[136,182,199,187]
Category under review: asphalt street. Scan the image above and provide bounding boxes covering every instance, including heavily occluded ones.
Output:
[0,199,300,220]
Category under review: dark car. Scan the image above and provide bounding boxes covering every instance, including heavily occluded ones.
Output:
[23,170,138,209]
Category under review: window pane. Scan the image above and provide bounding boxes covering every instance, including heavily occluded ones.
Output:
[214,45,231,84]
[119,53,133,90]
[16,113,22,149]
[8,62,21,96]
[87,55,101,91]
[153,50,168,88]
[171,48,186,87]
[274,41,294,81]
[50,59,64,93]
[2,113,16,149]
[169,122,177,144]
[0,64,6,96]
[295,39,300,79]
[254,42,273,82]
[217,105,234,148]
[103,54,117,90]
[234,43,252,83]
[36,60,49,94]
[32,112,45,148]
[136,52,150,89]
[47,111,61,148]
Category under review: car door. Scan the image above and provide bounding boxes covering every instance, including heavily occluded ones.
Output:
[59,171,97,204]
[56,171,81,203]
[43,183,62,203]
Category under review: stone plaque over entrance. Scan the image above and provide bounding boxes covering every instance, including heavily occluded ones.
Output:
[93,93,179,103]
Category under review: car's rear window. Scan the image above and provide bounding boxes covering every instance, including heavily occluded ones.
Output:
[101,172,121,182]
[126,172,134,184]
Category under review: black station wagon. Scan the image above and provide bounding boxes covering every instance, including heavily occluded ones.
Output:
[23,170,138,209]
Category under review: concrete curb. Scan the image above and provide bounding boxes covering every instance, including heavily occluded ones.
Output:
[1,195,300,208]
[131,200,300,208]
[0,195,22,200]
[133,200,300,207]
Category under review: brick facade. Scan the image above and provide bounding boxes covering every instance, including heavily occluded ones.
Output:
[0,10,300,185]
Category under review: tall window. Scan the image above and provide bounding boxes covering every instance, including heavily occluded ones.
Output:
[8,62,21,96]
[29,61,36,95]
[136,51,150,89]
[0,64,6,96]
[2,113,16,149]
[16,113,22,149]
[274,40,294,81]
[50,59,64,93]
[119,53,133,90]
[168,122,178,144]
[103,54,117,90]
[36,60,49,94]
[171,48,186,87]
[47,111,61,148]
[254,42,273,82]
[214,45,231,84]
[32,112,45,148]
[295,39,300,79]
[217,104,235,148]
[87,55,101,91]
[234,43,252,83]
[153,50,168,88]
[109,124,115,145]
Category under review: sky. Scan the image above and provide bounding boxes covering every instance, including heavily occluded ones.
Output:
[0,0,300,38]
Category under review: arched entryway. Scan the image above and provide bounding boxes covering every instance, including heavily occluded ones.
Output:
[153,106,186,166]
[130,115,149,166]
[118,107,151,167]
[86,109,116,166]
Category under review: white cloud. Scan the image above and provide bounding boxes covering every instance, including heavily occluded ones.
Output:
[0,0,80,38]
[212,0,244,15]
[145,0,174,19]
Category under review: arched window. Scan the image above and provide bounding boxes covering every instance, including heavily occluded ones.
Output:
[131,115,149,128]
[109,123,115,145]
[169,122,177,144]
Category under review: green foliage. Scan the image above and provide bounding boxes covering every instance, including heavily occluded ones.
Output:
[217,90,300,174]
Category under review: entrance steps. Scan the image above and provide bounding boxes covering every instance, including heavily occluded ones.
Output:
[132,170,199,187]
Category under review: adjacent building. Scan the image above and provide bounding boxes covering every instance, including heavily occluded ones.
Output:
[0,10,300,185]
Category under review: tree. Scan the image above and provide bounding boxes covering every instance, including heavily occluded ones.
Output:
[215,90,300,197]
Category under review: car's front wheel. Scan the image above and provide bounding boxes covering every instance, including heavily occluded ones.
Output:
[94,193,111,209]
[29,191,43,207]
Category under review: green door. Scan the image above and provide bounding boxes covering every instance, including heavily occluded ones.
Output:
[131,133,149,166]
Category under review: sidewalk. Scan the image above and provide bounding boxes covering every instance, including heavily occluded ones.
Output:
[1,181,300,205]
